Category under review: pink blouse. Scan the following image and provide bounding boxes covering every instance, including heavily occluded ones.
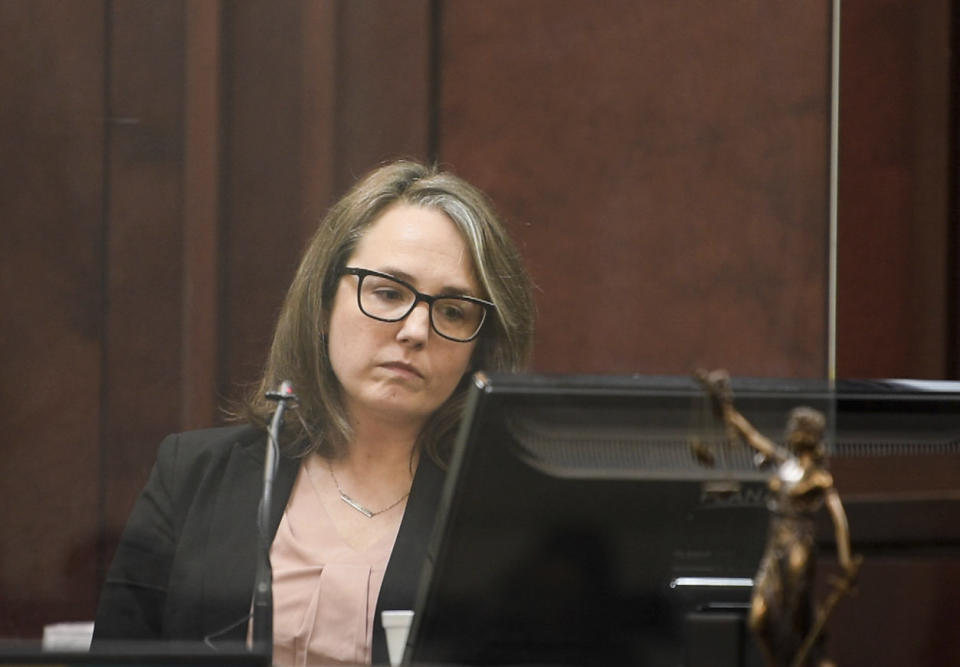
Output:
[270,456,400,665]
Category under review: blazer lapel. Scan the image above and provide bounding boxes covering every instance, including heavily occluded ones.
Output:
[372,456,446,664]
[201,430,300,642]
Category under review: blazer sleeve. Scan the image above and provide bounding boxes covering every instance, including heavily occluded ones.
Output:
[93,433,181,641]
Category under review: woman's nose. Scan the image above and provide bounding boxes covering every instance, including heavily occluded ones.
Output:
[396,301,431,345]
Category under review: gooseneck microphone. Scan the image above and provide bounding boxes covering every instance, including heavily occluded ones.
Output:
[248,380,297,657]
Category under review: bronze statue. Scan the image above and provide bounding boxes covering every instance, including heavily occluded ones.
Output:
[694,369,861,667]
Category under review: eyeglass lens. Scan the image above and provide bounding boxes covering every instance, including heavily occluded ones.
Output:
[357,273,485,341]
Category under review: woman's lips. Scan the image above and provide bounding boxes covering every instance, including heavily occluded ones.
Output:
[380,361,424,379]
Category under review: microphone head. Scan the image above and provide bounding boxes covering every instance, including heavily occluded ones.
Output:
[265,380,298,402]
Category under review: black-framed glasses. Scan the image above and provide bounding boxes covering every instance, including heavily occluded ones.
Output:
[342,267,494,342]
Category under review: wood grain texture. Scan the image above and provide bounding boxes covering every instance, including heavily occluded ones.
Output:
[181,0,221,430]
[0,0,105,636]
[100,0,186,535]
[837,0,953,379]
[218,2,334,400]
[438,0,832,377]
[334,0,433,190]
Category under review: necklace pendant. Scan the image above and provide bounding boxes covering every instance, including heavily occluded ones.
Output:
[339,491,375,518]
[327,458,410,518]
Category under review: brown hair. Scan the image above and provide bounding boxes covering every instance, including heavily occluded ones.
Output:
[241,160,535,463]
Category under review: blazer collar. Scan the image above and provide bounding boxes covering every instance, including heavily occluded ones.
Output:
[372,455,446,664]
[236,430,301,540]
[201,428,299,642]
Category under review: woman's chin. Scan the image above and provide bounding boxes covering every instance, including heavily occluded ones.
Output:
[352,393,437,427]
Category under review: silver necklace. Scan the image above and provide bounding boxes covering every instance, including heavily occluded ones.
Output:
[327,460,410,518]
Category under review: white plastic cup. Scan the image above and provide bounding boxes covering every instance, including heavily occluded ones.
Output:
[381,610,415,667]
[42,621,95,652]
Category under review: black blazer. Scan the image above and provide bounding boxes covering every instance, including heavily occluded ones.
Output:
[93,424,446,664]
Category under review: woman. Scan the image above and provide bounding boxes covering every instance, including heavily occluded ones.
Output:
[93,160,535,665]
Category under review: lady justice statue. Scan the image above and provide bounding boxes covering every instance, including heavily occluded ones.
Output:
[695,369,862,667]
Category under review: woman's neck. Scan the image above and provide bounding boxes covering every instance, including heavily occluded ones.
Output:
[322,424,419,521]
[342,403,424,460]
[330,410,420,480]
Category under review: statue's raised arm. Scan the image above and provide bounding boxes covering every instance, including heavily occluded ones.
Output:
[694,368,785,465]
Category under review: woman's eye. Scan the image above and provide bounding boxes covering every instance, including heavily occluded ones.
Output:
[437,303,467,322]
[372,287,404,302]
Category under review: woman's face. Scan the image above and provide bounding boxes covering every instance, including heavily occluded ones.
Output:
[326,203,481,430]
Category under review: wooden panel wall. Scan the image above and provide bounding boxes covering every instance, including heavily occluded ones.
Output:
[100,0,188,583]
[0,2,956,659]
[0,0,106,635]
[438,0,832,378]
[837,0,954,379]
[218,1,333,399]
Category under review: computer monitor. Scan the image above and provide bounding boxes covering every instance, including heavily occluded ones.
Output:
[404,372,960,666]
[0,641,268,666]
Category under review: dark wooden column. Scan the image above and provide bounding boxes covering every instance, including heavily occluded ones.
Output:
[99,0,188,562]
[216,0,434,398]
[334,0,433,191]
[181,0,222,431]
[837,0,955,379]
[0,0,106,636]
